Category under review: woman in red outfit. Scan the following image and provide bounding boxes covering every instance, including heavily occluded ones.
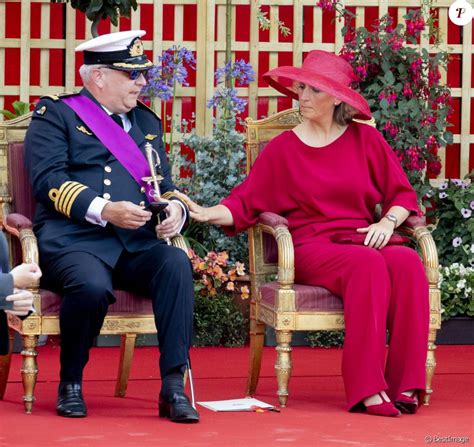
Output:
[184,50,429,417]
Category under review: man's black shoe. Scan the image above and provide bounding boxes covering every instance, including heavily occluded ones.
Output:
[159,392,200,423]
[56,382,87,418]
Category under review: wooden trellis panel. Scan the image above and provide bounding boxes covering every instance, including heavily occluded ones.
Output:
[0,0,472,181]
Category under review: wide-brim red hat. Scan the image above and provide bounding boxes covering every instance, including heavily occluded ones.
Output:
[263,50,372,120]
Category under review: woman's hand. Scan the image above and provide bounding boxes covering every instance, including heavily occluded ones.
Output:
[173,192,210,223]
[10,263,42,289]
[357,219,395,249]
[5,289,34,316]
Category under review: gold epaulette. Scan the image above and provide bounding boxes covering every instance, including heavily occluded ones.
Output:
[137,100,161,120]
[40,92,79,101]
[353,117,376,128]
[48,181,88,218]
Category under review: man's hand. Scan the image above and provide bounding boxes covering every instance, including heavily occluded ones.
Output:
[155,200,183,239]
[5,289,34,316]
[10,263,42,289]
[102,201,152,229]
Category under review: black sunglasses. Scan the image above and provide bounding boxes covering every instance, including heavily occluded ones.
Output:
[102,67,148,81]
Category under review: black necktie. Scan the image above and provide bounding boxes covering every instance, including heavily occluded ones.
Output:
[110,114,123,129]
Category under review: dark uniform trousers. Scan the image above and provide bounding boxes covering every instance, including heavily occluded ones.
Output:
[42,244,194,382]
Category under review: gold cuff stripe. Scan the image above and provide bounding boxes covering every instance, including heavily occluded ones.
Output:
[62,184,86,217]
[57,182,78,212]
[65,185,87,217]
[49,181,88,217]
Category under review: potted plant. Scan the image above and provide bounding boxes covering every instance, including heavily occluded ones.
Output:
[428,176,474,344]
[189,249,249,346]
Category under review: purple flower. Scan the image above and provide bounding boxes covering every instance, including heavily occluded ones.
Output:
[452,179,463,186]
[452,237,463,248]
[141,45,196,100]
[208,60,255,116]
[215,60,255,86]
[207,88,247,114]
[439,181,448,190]
[461,208,472,218]
[470,201,474,210]
[439,192,447,199]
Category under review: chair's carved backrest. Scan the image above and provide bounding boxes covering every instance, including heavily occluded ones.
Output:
[245,108,302,277]
[0,113,34,263]
[0,113,33,215]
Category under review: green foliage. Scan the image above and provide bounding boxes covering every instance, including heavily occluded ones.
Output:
[0,101,32,120]
[64,1,137,35]
[193,293,247,347]
[427,174,473,320]
[255,1,291,37]
[306,330,345,348]
[427,174,473,267]
[438,264,474,320]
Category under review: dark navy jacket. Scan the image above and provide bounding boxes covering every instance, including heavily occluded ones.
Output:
[24,88,185,268]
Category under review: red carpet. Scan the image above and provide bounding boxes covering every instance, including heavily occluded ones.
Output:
[0,343,473,447]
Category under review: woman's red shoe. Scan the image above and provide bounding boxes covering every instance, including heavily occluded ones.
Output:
[364,392,401,417]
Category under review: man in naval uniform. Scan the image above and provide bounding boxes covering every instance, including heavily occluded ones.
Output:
[24,30,199,423]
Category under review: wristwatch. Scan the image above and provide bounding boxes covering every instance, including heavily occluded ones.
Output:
[384,213,398,228]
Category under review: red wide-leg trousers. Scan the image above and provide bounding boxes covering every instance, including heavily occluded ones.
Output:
[295,243,429,410]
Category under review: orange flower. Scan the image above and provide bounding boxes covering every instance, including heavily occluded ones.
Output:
[240,285,250,299]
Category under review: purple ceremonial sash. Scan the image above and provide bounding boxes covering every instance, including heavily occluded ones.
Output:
[62,95,155,200]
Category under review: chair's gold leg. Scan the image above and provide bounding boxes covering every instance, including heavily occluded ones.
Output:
[0,330,15,399]
[21,335,38,414]
[275,330,292,407]
[115,333,136,398]
[246,302,266,396]
[422,328,437,405]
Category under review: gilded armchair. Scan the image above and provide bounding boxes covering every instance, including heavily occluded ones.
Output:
[244,108,441,407]
[0,112,188,413]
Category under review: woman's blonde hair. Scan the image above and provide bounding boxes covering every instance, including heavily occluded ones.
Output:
[333,102,357,125]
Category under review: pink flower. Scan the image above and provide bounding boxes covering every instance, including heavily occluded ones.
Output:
[383,121,398,138]
[402,83,413,97]
[339,48,355,63]
[427,160,441,176]
[428,66,441,86]
[388,36,404,51]
[426,135,436,146]
[317,0,337,12]
[379,90,397,104]
[405,13,425,38]
[354,64,368,80]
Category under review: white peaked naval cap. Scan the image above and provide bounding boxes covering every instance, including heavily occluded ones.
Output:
[75,30,153,70]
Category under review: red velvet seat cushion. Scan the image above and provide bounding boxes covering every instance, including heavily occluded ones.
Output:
[40,289,153,316]
[260,282,343,311]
